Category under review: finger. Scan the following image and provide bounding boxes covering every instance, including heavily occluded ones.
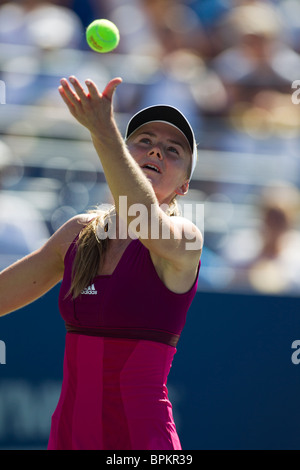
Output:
[102,77,123,102]
[69,76,89,101]
[60,78,81,105]
[85,77,122,102]
[84,79,101,99]
[58,85,77,114]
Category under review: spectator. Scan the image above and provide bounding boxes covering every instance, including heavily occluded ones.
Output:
[212,2,300,105]
[0,0,84,49]
[0,0,85,104]
[222,183,300,294]
[140,0,209,58]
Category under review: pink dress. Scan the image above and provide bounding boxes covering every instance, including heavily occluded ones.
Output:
[48,236,200,450]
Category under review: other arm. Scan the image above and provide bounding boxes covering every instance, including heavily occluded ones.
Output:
[0,214,91,317]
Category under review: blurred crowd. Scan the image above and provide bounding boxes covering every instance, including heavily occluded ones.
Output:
[0,0,300,296]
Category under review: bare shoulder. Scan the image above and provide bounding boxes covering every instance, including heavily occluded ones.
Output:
[160,213,203,269]
[46,211,102,261]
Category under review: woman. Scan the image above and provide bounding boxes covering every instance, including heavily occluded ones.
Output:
[0,76,202,450]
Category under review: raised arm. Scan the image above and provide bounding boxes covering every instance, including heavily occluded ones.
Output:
[58,77,202,271]
[58,77,155,216]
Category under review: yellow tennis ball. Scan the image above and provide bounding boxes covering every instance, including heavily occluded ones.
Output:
[86,19,120,53]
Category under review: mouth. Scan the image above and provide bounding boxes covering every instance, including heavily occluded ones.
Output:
[141,163,161,174]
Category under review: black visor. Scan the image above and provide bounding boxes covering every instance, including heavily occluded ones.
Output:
[125,105,195,154]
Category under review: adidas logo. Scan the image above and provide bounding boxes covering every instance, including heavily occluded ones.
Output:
[81,284,98,295]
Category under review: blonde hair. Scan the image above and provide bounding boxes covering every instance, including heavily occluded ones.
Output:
[69,198,181,298]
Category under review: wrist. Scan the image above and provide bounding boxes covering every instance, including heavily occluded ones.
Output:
[90,117,121,145]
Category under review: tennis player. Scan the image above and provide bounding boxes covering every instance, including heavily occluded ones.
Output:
[0,76,202,450]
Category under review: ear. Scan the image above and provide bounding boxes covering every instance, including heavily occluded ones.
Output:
[174,180,189,196]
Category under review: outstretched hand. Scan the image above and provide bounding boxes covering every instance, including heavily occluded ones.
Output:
[58,76,123,135]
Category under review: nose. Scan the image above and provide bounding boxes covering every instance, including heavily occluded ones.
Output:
[148,146,163,160]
